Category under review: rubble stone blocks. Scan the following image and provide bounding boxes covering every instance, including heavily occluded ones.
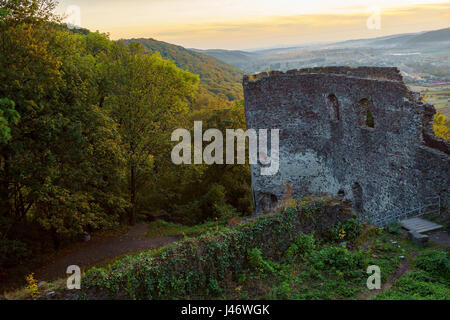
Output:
[408,231,429,247]
[243,67,449,221]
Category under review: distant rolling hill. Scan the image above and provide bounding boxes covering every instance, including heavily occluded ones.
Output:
[192,49,256,71]
[124,38,244,101]
[194,28,450,73]
[333,28,450,48]
[405,27,450,44]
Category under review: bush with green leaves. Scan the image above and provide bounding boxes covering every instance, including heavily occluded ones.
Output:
[247,248,275,275]
[328,218,362,243]
[386,222,401,235]
[375,251,450,300]
[284,232,316,262]
[83,198,352,299]
[268,280,292,300]
[376,270,450,300]
[310,245,369,278]
[413,250,449,283]
[207,279,222,297]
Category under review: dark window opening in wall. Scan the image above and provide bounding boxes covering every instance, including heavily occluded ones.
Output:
[327,94,340,121]
[358,98,375,128]
[261,193,278,212]
[366,108,375,128]
[270,194,278,207]
[352,182,363,212]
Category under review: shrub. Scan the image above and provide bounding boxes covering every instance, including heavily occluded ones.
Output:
[342,218,363,240]
[207,279,222,297]
[25,273,39,298]
[375,251,450,300]
[311,245,369,278]
[146,220,220,238]
[413,250,450,283]
[83,198,352,299]
[247,248,264,270]
[268,280,292,299]
[328,218,362,243]
[376,271,450,300]
[284,232,316,262]
[386,222,401,235]
[247,248,275,274]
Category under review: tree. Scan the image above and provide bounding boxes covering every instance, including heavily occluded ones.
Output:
[0,98,20,144]
[0,0,126,247]
[433,111,449,140]
[106,42,199,225]
[0,0,59,25]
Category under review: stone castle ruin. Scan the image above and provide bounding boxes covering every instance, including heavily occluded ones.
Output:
[243,67,449,223]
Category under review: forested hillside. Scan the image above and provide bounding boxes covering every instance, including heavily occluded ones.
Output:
[124,38,244,103]
[0,0,251,289]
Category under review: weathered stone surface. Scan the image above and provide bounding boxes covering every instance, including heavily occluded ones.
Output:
[243,66,449,222]
[408,231,429,246]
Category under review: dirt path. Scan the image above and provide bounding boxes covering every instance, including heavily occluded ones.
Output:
[34,224,181,282]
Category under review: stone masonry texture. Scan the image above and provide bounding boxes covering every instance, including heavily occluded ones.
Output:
[243,67,449,222]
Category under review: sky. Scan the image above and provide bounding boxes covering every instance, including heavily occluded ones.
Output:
[57,0,450,50]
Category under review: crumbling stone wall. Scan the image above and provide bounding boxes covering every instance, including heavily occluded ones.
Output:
[243,67,449,221]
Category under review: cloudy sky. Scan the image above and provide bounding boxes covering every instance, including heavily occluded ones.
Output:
[57,0,450,49]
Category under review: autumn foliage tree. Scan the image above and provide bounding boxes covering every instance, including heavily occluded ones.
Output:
[433,111,450,141]
[0,0,251,281]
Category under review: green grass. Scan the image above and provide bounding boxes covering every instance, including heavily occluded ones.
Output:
[146,219,226,239]
[375,250,450,300]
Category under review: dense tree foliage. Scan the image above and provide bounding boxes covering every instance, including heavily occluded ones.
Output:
[143,100,253,226]
[433,111,450,140]
[105,42,199,224]
[0,0,252,282]
[0,0,127,252]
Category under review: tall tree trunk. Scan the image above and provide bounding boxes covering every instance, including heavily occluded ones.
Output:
[130,165,136,225]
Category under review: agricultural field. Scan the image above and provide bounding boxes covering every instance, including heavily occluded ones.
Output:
[409,84,450,116]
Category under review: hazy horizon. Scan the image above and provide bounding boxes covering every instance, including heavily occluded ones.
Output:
[57,1,450,50]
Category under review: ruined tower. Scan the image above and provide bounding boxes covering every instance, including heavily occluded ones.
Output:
[243,67,449,223]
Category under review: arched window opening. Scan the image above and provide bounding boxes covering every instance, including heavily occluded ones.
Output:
[358,98,375,128]
[260,193,278,213]
[270,194,278,205]
[366,108,375,128]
